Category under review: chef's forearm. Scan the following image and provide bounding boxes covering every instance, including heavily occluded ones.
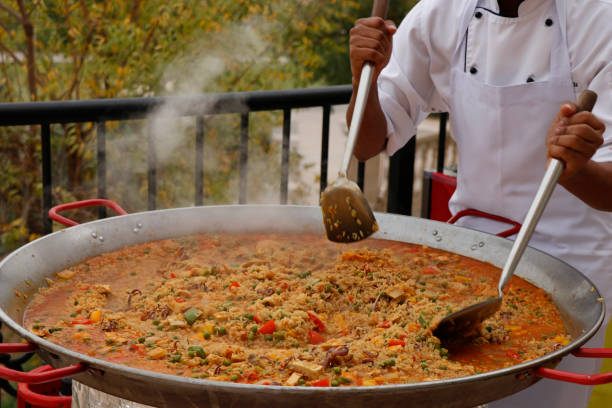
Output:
[560,161,612,211]
[346,83,388,162]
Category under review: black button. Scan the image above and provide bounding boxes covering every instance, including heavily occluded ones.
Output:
[475,11,483,19]
[545,18,553,26]
[526,76,535,83]
[469,66,478,74]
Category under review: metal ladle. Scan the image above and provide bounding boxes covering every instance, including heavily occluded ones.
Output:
[320,0,388,243]
[434,90,598,339]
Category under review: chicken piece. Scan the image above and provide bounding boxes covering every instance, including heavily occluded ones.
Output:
[287,360,323,377]
[285,372,302,386]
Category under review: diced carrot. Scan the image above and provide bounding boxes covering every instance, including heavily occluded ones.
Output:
[389,339,405,347]
[406,323,420,332]
[229,281,240,289]
[170,273,176,278]
[253,315,262,324]
[174,297,185,303]
[89,310,102,323]
[259,320,276,334]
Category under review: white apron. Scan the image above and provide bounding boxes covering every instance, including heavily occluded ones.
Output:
[447,0,612,406]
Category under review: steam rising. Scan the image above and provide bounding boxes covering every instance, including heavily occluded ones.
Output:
[106,20,312,210]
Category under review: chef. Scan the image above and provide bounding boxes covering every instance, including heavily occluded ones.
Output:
[348,0,612,406]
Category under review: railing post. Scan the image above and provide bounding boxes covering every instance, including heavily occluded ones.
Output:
[147,119,157,210]
[319,105,331,196]
[195,116,205,206]
[41,123,52,234]
[239,113,249,204]
[96,121,107,219]
[280,109,291,205]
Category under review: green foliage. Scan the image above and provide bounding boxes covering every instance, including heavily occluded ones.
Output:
[0,0,418,255]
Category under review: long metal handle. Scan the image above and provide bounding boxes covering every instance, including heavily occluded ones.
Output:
[341,63,374,176]
[340,0,389,177]
[498,90,598,294]
[497,159,562,293]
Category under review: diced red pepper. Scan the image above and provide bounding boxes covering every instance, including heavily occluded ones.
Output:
[259,320,276,334]
[229,281,240,289]
[506,350,521,359]
[307,312,326,332]
[363,264,370,273]
[80,285,90,290]
[311,378,330,387]
[253,315,262,324]
[377,321,391,329]
[246,372,258,381]
[308,330,325,345]
[174,297,185,303]
[129,344,145,352]
[397,334,406,340]
[170,273,177,278]
[71,318,92,325]
[389,339,405,347]
[422,267,439,275]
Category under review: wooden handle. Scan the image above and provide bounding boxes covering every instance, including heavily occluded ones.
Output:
[577,90,597,113]
[371,0,389,18]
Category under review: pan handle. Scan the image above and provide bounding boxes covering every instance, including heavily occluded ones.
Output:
[535,347,612,385]
[49,199,127,227]
[447,209,521,238]
[0,343,86,384]
[17,365,72,407]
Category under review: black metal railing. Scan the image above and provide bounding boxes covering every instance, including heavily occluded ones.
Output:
[0,86,447,234]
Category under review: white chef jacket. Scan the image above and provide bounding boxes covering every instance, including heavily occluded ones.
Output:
[378,0,612,407]
[381,0,612,160]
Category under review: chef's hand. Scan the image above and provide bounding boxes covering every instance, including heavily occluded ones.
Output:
[546,102,605,182]
[349,17,396,82]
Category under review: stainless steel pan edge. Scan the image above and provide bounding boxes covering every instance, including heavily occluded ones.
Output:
[0,205,605,408]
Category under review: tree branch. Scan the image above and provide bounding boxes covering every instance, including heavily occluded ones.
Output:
[130,0,142,22]
[0,39,22,64]
[0,1,22,22]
